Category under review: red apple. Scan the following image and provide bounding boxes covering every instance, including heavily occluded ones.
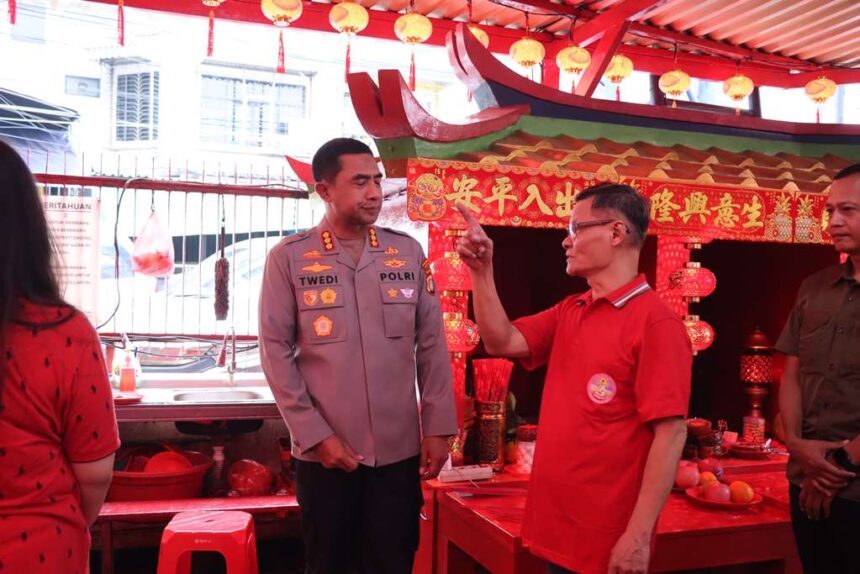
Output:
[703,481,731,503]
[697,457,724,479]
[675,463,700,489]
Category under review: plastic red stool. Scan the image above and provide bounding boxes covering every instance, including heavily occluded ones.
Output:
[156,510,259,574]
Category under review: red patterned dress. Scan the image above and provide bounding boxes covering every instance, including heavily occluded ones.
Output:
[0,300,120,573]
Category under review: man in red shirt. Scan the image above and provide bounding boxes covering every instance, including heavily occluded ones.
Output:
[456,183,692,574]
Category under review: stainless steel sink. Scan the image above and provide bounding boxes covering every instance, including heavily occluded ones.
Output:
[173,390,264,402]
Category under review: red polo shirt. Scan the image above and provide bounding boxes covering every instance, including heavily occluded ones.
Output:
[512,275,691,574]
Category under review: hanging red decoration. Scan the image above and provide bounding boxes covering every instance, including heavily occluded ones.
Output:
[207,10,215,56]
[394,8,432,91]
[431,228,472,292]
[684,315,715,354]
[443,312,480,354]
[117,0,125,46]
[680,261,716,300]
[277,29,285,74]
[9,0,16,25]
[329,0,369,82]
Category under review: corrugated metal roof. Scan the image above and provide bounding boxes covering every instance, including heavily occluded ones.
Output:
[354,0,860,68]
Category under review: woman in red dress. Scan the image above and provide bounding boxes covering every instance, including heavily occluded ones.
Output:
[0,140,120,573]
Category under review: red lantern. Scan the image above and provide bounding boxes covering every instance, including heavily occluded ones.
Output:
[681,261,716,300]
[684,315,714,353]
[443,312,480,354]
[432,251,472,292]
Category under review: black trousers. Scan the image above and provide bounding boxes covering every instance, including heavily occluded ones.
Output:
[546,564,577,574]
[295,456,423,574]
[789,483,860,574]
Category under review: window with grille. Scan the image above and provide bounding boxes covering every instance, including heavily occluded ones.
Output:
[114,70,160,142]
[200,74,308,148]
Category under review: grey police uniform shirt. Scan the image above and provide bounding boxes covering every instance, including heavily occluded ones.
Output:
[259,220,458,467]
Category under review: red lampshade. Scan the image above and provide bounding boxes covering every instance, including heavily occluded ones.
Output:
[431,251,472,292]
[443,312,480,354]
[681,261,716,300]
[684,315,715,353]
[740,327,773,383]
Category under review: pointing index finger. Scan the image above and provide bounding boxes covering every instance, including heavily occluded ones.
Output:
[455,202,481,230]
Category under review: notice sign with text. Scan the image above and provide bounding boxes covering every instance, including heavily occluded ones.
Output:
[42,195,100,323]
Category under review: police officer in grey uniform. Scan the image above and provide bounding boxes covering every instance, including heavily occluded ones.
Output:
[259,138,457,574]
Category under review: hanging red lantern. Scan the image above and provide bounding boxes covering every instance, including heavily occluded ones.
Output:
[261,0,303,73]
[681,261,716,300]
[684,315,715,354]
[432,251,472,292]
[329,0,369,81]
[443,312,480,354]
[394,5,432,91]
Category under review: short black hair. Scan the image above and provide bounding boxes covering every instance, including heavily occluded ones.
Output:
[575,182,650,245]
[834,162,860,181]
[311,138,374,182]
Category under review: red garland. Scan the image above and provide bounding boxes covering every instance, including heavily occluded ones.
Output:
[409,50,416,92]
[276,29,285,74]
[8,0,16,25]
[118,0,125,46]
[207,9,214,57]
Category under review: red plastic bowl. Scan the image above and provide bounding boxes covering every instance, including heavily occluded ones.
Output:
[107,449,213,501]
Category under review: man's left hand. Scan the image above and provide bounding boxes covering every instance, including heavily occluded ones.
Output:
[607,530,650,574]
[419,436,450,480]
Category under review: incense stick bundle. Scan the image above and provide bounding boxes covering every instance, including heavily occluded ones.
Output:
[473,358,513,403]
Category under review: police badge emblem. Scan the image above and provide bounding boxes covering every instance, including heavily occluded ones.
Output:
[303,290,319,306]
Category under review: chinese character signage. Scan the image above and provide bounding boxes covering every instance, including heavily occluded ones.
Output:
[406,158,830,244]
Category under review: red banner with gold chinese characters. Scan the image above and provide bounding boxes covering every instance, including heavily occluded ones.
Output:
[406,158,831,244]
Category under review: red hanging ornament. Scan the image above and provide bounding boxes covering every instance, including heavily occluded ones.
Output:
[345,38,352,82]
[409,48,416,91]
[277,29,285,74]
[207,10,215,57]
[117,0,125,46]
[8,0,16,25]
[615,84,620,101]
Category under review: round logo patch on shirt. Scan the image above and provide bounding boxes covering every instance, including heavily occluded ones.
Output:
[587,373,617,404]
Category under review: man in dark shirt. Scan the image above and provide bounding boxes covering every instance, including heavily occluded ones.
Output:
[776,162,860,573]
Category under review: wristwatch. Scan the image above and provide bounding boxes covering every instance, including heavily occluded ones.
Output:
[832,447,860,473]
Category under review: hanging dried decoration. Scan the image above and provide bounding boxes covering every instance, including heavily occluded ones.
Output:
[510,12,545,70]
[804,76,837,124]
[117,0,125,46]
[329,0,369,82]
[261,0,303,74]
[395,0,432,91]
[202,0,224,57]
[603,54,633,101]
[214,196,230,321]
[8,0,16,25]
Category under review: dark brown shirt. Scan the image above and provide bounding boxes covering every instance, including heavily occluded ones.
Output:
[776,261,860,501]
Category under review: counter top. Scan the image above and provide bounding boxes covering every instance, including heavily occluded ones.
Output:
[114,384,280,422]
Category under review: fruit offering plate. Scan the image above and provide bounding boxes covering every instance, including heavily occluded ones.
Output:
[684,486,763,510]
[113,391,144,405]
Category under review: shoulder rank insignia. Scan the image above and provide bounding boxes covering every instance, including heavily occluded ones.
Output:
[320,288,337,304]
[368,227,380,248]
[302,262,333,273]
[321,230,335,251]
[421,259,436,294]
[384,245,400,255]
[303,290,319,306]
[383,258,407,269]
[313,315,333,337]
[302,249,324,259]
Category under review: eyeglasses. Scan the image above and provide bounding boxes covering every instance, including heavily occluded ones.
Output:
[567,218,618,238]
